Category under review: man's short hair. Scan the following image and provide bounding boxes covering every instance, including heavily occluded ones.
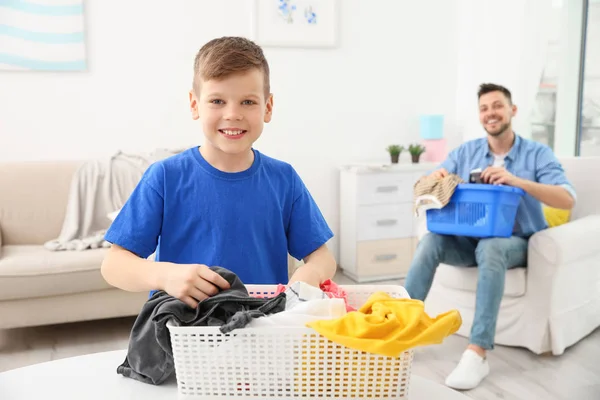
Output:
[193,36,270,98]
[478,83,512,104]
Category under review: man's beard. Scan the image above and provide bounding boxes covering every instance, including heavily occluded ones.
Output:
[485,122,510,137]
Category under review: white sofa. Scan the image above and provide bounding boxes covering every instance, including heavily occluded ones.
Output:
[423,156,600,355]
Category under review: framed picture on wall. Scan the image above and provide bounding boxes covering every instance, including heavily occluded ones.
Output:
[0,0,87,71]
[251,0,339,48]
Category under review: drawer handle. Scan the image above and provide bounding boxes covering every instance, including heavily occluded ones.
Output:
[376,185,399,193]
[374,254,398,262]
[376,219,398,226]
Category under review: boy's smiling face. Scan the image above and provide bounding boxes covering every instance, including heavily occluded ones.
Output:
[190,68,273,158]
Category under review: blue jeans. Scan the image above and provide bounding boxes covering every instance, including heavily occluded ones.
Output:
[404,233,528,350]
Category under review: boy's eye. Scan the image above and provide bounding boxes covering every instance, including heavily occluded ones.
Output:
[242,100,256,105]
[210,99,224,105]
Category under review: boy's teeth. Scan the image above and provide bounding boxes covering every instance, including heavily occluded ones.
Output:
[222,130,243,135]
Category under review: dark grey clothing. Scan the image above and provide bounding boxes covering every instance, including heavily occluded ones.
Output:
[117,267,286,385]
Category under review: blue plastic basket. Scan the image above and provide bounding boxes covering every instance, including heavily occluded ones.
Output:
[425,184,525,238]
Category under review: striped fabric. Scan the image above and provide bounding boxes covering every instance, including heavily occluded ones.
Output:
[413,174,464,217]
[0,0,86,71]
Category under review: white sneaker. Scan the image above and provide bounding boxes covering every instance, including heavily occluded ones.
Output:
[444,349,490,390]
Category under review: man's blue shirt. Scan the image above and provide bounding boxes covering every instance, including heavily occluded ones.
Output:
[438,135,576,237]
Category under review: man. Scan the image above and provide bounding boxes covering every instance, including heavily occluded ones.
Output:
[404,83,576,390]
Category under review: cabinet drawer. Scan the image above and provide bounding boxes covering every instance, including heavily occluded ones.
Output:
[356,238,413,277]
[357,172,415,205]
[357,204,413,241]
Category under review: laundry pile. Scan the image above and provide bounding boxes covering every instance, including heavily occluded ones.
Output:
[117,266,462,385]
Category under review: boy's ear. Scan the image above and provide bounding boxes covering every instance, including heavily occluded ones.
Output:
[264,94,274,123]
[189,90,199,120]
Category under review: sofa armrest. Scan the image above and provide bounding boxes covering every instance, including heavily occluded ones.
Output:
[527,215,600,346]
[529,214,600,266]
[0,220,3,259]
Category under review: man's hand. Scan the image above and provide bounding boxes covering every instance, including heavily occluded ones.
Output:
[161,264,231,309]
[427,168,448,180]
[480,166,522,186]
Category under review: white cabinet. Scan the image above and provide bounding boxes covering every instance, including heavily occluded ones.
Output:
[339,163,435,282]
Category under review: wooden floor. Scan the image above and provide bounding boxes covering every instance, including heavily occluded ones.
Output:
[1,271,599,400]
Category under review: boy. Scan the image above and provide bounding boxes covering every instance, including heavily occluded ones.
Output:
[101,37,336,309]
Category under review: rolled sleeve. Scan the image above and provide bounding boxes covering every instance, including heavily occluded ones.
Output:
[536,147,577,202]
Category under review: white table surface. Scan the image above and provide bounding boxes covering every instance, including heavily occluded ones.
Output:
[0,350,468,399]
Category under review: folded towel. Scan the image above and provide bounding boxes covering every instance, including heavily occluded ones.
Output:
[413,174,464,217]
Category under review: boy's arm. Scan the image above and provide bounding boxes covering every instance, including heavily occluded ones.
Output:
[102,244,229,308]
[286,168,336,287]
[288,244,337,288]
[101,244,174,292]
[101,164,229,308]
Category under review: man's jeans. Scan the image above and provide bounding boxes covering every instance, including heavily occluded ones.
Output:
[404,233,528,350]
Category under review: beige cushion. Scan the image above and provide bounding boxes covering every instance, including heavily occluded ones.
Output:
[0,245,111,301]
[436,263,527,297]
[0,161,80,245]
[560,156,600,220]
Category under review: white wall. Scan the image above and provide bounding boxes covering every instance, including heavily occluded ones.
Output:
[455,0,554,142]
[0,0,461,261]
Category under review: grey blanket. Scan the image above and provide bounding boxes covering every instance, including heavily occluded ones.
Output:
[117,267,287,385]
[44,148,184,251]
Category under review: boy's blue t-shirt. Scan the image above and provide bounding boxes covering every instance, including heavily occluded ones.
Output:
[104,147,333,290]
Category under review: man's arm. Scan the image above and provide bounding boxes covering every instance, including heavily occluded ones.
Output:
[480,168,575,210]
[481,146,576,210]
[439,147,461,174]
[288,244,337,287]
[514,180,574,210]
[424,147,461,178]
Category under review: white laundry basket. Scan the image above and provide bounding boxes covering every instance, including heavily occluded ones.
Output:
[167,284,414,399]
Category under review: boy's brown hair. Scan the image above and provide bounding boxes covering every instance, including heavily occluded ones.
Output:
[193,36,270,99]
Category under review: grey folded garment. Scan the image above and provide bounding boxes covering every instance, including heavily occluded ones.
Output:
[117,266,286,385]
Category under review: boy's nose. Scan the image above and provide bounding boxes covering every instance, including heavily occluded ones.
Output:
[223,106,243,121]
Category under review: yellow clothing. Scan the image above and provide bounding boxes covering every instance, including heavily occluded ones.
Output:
[543,205,571,227]
[306,292,462,357]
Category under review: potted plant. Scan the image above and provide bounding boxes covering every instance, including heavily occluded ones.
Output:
[386,145,403,164]
[408,144,426,163]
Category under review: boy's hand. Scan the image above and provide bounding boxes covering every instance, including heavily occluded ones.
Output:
[288,245,337,288]
[162,264,230,309]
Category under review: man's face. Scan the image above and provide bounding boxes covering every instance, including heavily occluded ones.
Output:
[189,68,273,156]
[478,91,517,137]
